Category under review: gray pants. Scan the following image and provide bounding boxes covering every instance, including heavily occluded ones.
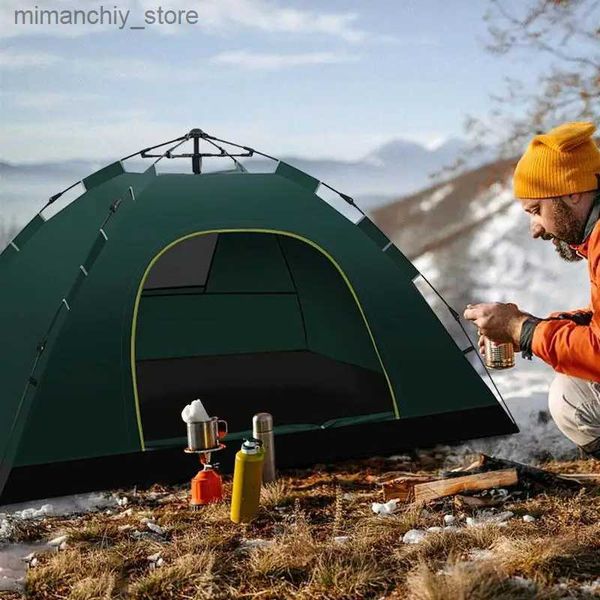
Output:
[548,374,600,456]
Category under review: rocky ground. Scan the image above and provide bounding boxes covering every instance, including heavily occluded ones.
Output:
[1,451,599,599]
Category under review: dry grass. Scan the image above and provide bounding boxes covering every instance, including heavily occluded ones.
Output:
[25,548,124,598]
[493,524,600,582]
[300,542,392,599]
[404,561,526,600]
[249,503,316,573]
[8,455,600,599]
[128,551,218,600]
[260,479,294,510]
[68,574,117,600]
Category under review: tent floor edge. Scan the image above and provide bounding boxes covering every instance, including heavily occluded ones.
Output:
[1,404,517,504]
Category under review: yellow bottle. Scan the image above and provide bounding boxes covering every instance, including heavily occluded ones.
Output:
[230,439,265,523]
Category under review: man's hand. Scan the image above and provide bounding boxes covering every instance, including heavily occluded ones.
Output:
[463,302,531,350]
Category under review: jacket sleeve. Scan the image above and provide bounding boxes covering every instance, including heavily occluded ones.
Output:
[547,306,593,323]
[532,319,600,382]
[546,309,593,326]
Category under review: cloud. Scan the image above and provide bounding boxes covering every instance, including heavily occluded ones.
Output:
[6,91,103,110]
[1,0,371,42]
[81,57,202,82]
[0,47,349,80]
[1,114,180,162]
[0,49,203,83]
[188,0,366,42]
[210,50,358,70]
[0,48,61,68]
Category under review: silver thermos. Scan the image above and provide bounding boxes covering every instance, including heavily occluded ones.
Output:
[252,413,276,483]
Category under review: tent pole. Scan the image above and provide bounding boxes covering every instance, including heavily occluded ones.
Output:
[192,134,202,174]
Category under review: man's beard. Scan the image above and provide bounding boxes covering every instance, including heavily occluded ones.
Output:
[552,238,583,262]
[549,199,585,262]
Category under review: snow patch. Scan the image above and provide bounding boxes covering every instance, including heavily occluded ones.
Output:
[0,493,116,591]
[459,365,575,462]
[466,510,513,527]
[467,548,495,561]
[511,576,536,591]
[419,184,454,212]
[0,519,12,540]
[146,521,165,535]
[581,579,600,594]
[333,535,350,544]
[522,515,536,523]
[47,535,68,547]
[0,542,44,592]
[12,504,54,520]
[371,499,399,515]
[443,514,456,526]
[239,539,275,551]
[413,251,440,288]
[402,529,427,544]
[471,182,513,218]
[0,491,116,520]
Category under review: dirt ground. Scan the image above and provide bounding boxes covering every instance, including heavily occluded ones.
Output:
[1,452,599,599]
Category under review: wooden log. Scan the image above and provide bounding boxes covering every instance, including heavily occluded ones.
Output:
[382,476,435,501]
[557,473,600,484]
[413,469,518,504]
[477,454,582,489]
[368,471,425,485]
[449,459,481,474]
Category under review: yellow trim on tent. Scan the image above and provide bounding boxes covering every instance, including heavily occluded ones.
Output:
[130,229,399,451]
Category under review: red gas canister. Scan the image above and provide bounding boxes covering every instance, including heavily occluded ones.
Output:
[191,465,223,506]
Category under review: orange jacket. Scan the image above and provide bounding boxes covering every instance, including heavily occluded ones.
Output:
[531,195,600,382]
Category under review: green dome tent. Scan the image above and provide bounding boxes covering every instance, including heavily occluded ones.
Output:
[0,130,517,501]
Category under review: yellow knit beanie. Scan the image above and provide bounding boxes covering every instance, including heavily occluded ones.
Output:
[513,121,600,198]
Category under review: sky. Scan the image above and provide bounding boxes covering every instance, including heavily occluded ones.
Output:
[0,0,554,163]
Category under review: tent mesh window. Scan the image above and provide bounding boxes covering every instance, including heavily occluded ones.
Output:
[143,234,218,291]
[136,233,392,443]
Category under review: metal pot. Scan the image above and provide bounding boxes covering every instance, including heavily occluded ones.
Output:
[186,417,227,451]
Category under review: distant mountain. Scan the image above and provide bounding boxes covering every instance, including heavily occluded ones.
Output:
[244,137,493,206]
[0,137,494,226]
[364,138,430,166]
[0,159,109,226]
[0,159,105,179]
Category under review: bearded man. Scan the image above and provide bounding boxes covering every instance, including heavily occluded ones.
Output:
[464,121,600,456]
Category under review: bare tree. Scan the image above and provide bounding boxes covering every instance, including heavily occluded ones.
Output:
[446,0,599,176]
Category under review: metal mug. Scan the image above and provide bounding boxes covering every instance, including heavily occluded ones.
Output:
[187,417,228,451]
[483,338,515,369]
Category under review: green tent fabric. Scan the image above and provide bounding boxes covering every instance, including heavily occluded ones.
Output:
[0,132,517,501]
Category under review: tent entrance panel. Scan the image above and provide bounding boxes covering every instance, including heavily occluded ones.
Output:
[137,352,392,443]
[133,232,395,447]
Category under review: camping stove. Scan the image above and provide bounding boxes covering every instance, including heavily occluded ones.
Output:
[184,417,227,508]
